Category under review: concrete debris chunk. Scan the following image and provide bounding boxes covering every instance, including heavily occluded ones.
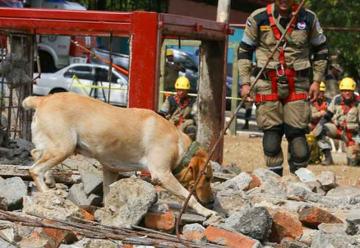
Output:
[0,177,27,210]
[221,172,253,191]
[317,171,337,192]
[182,223,206,244]
[223,206,272,242]
[0,237,17,248]
[23,190,83,221]
[96,178,157,228]
[318,223,347,234]
[345,210,360,235]
[326,186,360,198]
[310,231,360,248]
[68,183,102,206]
[77,164,103,195]
[213,189,249,215]
[295,168,317,183]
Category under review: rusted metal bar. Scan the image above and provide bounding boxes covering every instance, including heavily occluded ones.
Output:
[0,210,223,247]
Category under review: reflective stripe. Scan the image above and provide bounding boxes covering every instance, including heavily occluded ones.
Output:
[71,75,127,92]
[269,165,283,170]
[241,33,256,47]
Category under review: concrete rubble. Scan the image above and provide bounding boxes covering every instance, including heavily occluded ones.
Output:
[0,160,358,247]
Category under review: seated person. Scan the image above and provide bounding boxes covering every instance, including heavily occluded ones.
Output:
[159,76,197,140]
[314,78,360,166]
[308,82,333,165]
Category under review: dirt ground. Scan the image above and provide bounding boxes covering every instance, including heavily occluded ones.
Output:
[223,133,360,186]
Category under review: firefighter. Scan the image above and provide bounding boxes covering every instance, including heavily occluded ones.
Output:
[238,0,328,176]
[159,76,197,140]
[314,77,360,166]
[308,82,333,165]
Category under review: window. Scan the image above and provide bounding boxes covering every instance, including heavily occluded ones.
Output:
[64,66,94,81]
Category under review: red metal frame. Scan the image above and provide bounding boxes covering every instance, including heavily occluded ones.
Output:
[0,7,228,110]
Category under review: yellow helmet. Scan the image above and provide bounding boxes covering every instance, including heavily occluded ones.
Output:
[166,49,174,57]
[339,77,356,91]
[319,82,326,92]
[175,76,190,90]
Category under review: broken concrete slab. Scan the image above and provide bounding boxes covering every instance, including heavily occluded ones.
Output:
[223,206,272,242]
[23,190,84,221]
[96,178,157,228]
[68,183,102,207]
[0,177,27,210]
[346,210,360,235]
[295,168,317,183]
[311,231,360,248]
[317,171,337,192]
[77,164,103,195]
[182,223,206,244]
[213,189,250,216]
[220,172,253,191]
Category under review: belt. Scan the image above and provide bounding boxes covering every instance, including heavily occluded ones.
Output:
[254,68,310,80]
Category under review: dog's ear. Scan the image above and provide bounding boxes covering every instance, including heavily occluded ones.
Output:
[189,149,208,181]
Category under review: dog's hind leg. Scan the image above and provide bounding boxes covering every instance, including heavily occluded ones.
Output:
[29,149,72,192]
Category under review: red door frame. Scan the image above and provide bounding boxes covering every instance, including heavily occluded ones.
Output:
[0,7,228,110]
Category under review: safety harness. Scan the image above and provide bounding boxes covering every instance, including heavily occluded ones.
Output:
[255,4,308,104]
[310,98,328,129]
[172,141,201,175]
[337,98,359,146]
[168,95,193,127]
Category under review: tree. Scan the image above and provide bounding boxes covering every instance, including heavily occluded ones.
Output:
[307,0,360,81]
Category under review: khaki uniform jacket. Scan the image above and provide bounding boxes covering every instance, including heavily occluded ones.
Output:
[160,95,195,127]
[238,3,328,84]
[327,95,360,132]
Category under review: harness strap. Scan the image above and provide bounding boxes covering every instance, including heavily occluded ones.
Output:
[255,69,308,103]
[266,4,298,68]
[172,141,201,175]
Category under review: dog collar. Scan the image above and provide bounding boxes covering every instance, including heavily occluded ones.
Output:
[173,141,201,175]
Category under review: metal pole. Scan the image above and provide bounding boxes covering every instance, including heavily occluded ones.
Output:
[176,0,307,243]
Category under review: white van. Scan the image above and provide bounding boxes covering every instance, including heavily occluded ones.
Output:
[27,0,95,72]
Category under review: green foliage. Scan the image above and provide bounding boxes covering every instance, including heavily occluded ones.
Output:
[306,0,360,80]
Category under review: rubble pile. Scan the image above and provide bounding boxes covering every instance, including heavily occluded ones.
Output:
[0,161,359,247]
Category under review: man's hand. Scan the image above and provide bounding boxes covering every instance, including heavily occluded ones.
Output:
[309,81,320,102]
[241,84,251,98]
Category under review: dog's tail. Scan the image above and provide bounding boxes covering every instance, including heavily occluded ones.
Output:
[22,96,44,110]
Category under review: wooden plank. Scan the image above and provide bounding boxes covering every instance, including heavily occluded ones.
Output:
[0,164,80,184]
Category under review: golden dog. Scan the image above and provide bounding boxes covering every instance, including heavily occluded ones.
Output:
[22,92,215,217]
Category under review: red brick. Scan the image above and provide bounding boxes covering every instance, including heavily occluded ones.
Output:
[299,207,343,228]
[144,210,176,233]
[204,226,257,248]
[248,174,262,190]
[80,208,95,221]
[270,211,303,243]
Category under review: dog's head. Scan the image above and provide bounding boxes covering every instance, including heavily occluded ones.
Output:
[175,148,214,207]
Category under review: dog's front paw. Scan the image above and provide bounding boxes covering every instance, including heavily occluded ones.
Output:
[203,212,224,227]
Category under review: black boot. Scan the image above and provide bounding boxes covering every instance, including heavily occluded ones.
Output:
[242,120,249,130]
[269,166,283,177]
[321,149,334,165]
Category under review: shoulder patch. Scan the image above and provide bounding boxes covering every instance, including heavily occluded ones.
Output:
[260,25,271,31]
